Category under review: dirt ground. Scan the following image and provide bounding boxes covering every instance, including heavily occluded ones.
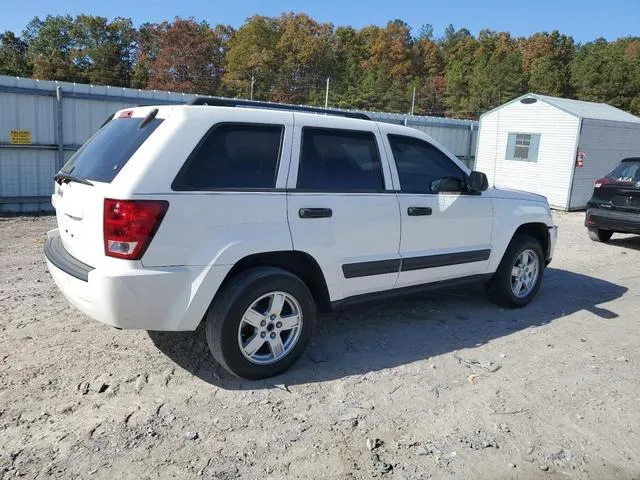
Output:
[1,212,639,480]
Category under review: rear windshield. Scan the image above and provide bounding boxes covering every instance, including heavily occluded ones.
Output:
[606,160,640,182]
[59,117,163,183]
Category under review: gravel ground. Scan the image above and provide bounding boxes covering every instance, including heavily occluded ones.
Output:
[1,212,640,480]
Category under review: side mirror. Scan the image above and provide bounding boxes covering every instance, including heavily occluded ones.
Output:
[468,171,489,193]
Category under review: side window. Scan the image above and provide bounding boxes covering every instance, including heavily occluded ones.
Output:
[388,134,466,194]
[297,128,385,192]
[173,123,283,190]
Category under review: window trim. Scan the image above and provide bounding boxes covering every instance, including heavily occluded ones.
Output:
[387,134,469,195]
[171,122,285,192]
[294,126,387,193]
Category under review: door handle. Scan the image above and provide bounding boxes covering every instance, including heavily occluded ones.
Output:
[407,207,432,216]
[299,207,333,219]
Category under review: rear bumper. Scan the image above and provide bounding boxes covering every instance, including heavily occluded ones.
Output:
[585,208,640,234]
[44,229,231,331]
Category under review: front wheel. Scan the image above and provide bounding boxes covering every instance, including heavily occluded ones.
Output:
[486,234,544,308]
[587,227,613,243]
[205,267,316,379]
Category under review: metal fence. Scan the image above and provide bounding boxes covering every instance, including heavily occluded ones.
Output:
[0,75,478,213]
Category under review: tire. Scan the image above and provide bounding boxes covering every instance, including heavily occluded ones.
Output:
[587,227,613,243]
[485,234,545,309]
[205,267,316,379]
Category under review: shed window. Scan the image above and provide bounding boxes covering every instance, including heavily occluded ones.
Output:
[506,133,541,162]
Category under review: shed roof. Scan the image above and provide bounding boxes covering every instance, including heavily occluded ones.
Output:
[483,93,640,124]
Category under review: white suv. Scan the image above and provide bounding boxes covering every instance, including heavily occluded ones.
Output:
[45,99,557,379]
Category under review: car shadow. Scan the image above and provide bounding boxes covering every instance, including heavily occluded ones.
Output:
[148,268,627,390]
[607,235,640,252]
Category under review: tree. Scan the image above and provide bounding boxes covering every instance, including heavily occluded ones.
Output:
[520,31,575,96]
[469,30,525,114]
[23,15,79,82]
[273,13,334,104]
[147,18,229,94]
[0,31,32,77]
[441,26,478,117]
[131,22,166,89]
[222,15,280,99]
[571,37,640,114]
[410,35,445,114]
[361,20,413,112]
[9,13,640,118]
[72,15,135,86]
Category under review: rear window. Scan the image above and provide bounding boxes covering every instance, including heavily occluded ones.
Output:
[606,160,640,182]
[60,117,163,183]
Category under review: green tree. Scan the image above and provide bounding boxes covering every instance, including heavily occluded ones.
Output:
[361,20,413,112]
[441,26,478,116]
[520,31,575,96]
[469,30,526,114]
[0,31,32,77]
[23,15,79,81]
[571,37,640,114]
[222,15,280,99]
[273,13,334,104]
[72,15,135,86]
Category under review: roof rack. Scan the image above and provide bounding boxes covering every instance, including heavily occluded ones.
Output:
[186,97,370,120]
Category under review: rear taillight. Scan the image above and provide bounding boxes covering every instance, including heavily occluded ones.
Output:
[594,178,609,188]
[103,199,168,260]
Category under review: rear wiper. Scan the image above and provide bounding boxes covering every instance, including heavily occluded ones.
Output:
[138,108,159,129]
[54,172,94,186]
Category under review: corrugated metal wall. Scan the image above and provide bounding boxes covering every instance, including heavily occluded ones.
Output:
[0,75,478,213]
[569,119,640,210]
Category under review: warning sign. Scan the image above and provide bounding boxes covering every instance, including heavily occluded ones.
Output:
[9,130,32,144]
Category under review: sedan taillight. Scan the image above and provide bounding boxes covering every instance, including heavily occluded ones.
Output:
[103,199,168,260]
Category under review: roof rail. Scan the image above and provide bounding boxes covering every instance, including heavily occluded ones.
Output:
[186,97,371,120]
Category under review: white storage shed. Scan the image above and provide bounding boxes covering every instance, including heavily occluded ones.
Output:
[475,93,640,210]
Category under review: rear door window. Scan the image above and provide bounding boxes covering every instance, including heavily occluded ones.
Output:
[172,124,283,190]
[297,128,384,191]
[60,117,163,183]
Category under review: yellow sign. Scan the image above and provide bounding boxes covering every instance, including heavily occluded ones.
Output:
[9,130,32,145]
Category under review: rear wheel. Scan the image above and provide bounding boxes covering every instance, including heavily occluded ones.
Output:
[587,227,613,243]
[486,234,544,308]
[205,267,316,379]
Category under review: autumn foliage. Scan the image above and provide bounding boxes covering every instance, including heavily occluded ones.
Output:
[1,14,639,118]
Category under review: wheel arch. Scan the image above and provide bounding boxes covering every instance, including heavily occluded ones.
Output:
[513,222,551,263]
[217,250,332,314]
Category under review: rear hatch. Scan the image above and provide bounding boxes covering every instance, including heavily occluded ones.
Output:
[52,108,165,266]
[591,159,640,214]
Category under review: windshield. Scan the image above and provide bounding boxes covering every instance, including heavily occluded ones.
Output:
[606,160,640,183]
[60,117,163,183]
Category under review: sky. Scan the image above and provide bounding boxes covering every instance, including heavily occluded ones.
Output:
[3,0,639,43]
